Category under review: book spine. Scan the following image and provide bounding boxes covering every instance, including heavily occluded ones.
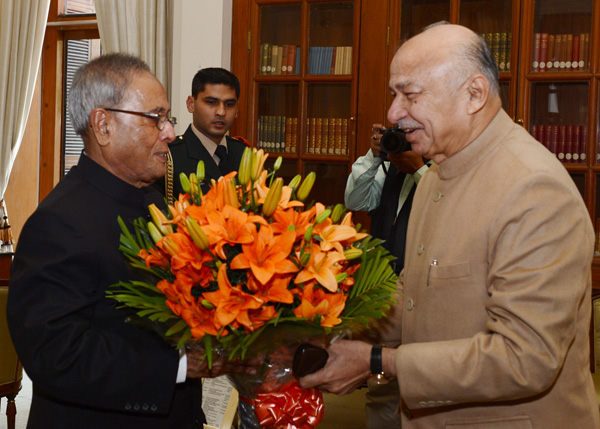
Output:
[258,115,264,149]
[281,45,289,74]
[315,118,323,154]
[553,34,562,72]
[493,33,501,70]
[328,118,336,154]
[498,32,507,72]
[341,118,349,155]
[559,34,567,72]
[532,33,540,72]
[565,34,573,71]
[557,125,566,161]
[285,117,292,153]
[572,35,580,71]
[506,32,512,72]
[572,125,581,162]
[335,118,342,155]
[547,125,556,154]
[539,33,548,72]
[546,34,555,72]
[564,125,573,162]
[322,118,329,154]
[260,43,269,75]
[292,117,298,153]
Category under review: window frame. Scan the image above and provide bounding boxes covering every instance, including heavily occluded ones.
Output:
[40,0,98,201]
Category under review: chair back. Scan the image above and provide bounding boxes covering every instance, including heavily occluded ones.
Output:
[0,286,22,388]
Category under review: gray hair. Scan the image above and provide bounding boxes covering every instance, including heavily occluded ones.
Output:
[68,53,151,139]
[424,21,500,96]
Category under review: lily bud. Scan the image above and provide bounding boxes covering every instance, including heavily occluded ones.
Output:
[303,225,314,243]
[237,147,252,185]
[225,179,240,209]
[179,173,191,194]
[331,203,345,223]
[201,299,215,309]
[185,217,210,250]
[343,248,363,260]
[315,208,332,224]
[297,172,316,202]
[262,177,283,217]
[251,149,267,181]
[189,173,199,196]
[288,174,301,191]
[162,237,179,257]
[147,222,163,244]
[299,252,311,266]
[148,204,173,235]
[273,156,282,171]
[196,160,205,182]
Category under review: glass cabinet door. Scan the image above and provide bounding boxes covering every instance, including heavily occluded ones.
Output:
[400,0,450,40]
[308,2,354,76]
[531,0,592,73]
[529,82,588,164]
[256,84,299,154]
[258,5,301,75]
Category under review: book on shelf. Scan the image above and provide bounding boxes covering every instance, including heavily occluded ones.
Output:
[565,34,573,71]
[334,118,342,155]
[506,32,511,71]
[498,33,507,72]
[492,33,501,71]
[315,118,323,154]
[322,118,330,155]
[553,34,562,71]
[556,125,566,161]
[291,118,298,153]
[260,43,269,74]
[546,34,555,71]
[539,33,548,72]
[285,118,292,153]
[564,125,573,162]
[572,125,581,162]
[341,118,349,155]
[572,34,580,71]
[281,45,289,74]
[533,32,540,72]
[328,119,335,154]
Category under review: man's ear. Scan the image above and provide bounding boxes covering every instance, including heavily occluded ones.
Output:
[89,108,111,147]
[466,74,489,115]
[186,96,195,113]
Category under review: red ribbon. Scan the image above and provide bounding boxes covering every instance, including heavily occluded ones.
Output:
[242,381,324,429]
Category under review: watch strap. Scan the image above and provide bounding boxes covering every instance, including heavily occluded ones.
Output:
[370,344,384,375]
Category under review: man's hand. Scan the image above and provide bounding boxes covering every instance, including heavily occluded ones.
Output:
[370,123,385,157]
[186,347,262,379]
[387,150,426,174]
[298,339,372,395]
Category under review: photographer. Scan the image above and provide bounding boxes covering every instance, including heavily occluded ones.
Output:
[344,124,429,429]
[345,123,430,276]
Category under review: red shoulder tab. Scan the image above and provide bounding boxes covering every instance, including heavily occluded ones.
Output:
[232,136,251,147]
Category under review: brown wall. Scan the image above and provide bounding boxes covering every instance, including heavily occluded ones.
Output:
[4,72,41,245]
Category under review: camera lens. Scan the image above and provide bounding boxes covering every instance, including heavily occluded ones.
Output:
[380,128,410,154]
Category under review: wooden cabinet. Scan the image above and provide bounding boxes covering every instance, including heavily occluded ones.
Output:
[231,0,361,207]
[232,0,600,288]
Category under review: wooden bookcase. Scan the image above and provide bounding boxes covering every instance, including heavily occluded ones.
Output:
[231,0,600,290]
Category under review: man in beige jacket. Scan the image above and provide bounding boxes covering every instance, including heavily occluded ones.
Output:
[300,22,600,428]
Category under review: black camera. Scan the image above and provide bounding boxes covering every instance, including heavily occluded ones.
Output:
[379,127,411,154]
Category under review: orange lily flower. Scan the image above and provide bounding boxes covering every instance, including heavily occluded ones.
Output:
[246,273,295,304]
[294,246,345,292]
[203,264,264,331]
[202,205,256,259]
[230,225,299,285]
[293,283,346,327]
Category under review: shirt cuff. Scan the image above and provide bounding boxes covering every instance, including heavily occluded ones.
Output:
[176,347,187,383]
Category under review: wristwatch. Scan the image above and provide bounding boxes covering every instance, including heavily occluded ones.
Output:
[370,344,389,385]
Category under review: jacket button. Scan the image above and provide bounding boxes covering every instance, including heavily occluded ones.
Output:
[417,244,425,255]
[433,191,443,202]
[406,299,415,311]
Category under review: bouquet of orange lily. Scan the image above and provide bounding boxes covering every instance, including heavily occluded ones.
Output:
[108,147,398,428]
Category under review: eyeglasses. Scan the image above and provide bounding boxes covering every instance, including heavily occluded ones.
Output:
[103,108,177,130]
